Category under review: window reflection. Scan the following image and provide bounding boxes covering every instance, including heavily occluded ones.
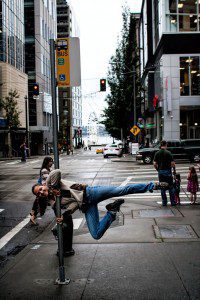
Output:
[179,14,197,31]
[180,56,200,96]
[168,15,178,31]
[180,57,189,95]
[178,0,196,14]
[169,0,177,13]
[167,0,199,31]
[190,57,200,95]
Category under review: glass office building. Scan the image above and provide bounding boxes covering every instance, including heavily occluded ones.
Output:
[0,0,25,72]
[0,0,28,157]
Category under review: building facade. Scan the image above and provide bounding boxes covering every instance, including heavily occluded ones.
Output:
[139,0,200,141]
[57,0,82,149]
[24,0,57,155]
[0,0,28,157]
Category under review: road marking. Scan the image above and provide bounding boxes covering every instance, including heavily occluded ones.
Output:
[112,192,199,199]
[73,218,83,229]
[119,176,133,187]
[29,160,41,164]
[6,160,21,165]
[0,209,4,213]
[157,201,191,205]
[0,214,30,250]
[0,161,5,164]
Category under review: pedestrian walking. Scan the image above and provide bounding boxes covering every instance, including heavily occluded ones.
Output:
[20,141,28,162]
[174,173,181,204]
[187,166,199,205]
[71,145,74,155]
[32,169,169,240]
[153,140,176,206]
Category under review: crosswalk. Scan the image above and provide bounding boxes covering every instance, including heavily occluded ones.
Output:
[109,166,199,205]
[0,208,84,250]
[0,159,199,252]
[2,158,104,166]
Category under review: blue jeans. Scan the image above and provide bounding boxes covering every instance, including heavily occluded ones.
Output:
[158,169,175,206]
[84,182,155,240]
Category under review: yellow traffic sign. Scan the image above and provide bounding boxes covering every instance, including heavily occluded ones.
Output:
[56,38,70,87]
[130,125,140,136]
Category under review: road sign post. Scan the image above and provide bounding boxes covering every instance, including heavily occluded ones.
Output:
[50,39,70,285]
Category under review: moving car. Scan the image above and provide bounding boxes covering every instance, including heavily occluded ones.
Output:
[136,139,200,164]
[103,143,123,158]
[96,148,103,154]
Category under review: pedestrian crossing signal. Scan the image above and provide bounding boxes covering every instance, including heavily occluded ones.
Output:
[100,79,106,91]
[33,83,39,96]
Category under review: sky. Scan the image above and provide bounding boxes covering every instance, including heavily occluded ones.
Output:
[71,0,142,125]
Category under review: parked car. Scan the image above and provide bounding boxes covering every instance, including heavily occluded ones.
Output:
[136,139,200,164]
[103,143,123,158]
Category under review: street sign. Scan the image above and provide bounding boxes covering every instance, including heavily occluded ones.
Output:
[56,37,81,87]
[59,74,66,81]
[130,125,140,136]
[56,39,70,87]
[131,143,139,154]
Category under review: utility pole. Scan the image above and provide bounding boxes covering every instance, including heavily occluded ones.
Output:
[50,39,70,285]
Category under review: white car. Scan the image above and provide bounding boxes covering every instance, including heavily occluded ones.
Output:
[103,143,123,158]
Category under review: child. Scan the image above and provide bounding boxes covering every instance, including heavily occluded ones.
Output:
[174,173,181,204]
[187,166,199,205]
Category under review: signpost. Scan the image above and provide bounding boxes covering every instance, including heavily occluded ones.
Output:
[56,39,70,87]
[56,38,81,87]
[50,39,70,285]
[50,38,81,284]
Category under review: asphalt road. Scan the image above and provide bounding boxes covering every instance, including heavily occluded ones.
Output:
[0,147,196,269]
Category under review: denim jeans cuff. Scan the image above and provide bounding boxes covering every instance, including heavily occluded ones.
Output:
[107,211,116,220]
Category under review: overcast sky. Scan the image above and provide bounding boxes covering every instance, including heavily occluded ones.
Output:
[71,0,142,125]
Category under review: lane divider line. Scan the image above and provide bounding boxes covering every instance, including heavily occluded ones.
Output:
[6,161,21,165]
[73,218,83,230]
[0,215,30,250]
[119,176,133,187]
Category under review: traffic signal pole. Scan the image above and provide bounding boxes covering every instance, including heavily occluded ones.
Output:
[50,39,70,285]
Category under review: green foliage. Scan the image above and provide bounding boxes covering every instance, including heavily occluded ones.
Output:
[101,7,140,140]
[0,89,21,128]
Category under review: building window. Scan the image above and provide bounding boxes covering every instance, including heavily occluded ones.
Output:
[166,0,199,31]
[180,56,200,96]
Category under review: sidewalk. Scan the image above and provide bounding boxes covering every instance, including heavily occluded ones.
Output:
[0,197,199,299]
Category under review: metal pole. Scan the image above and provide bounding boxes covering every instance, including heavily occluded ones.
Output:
[25,95,30,157]
[133,66,136,124]
[50,39,59,170]
[121,128,123,144]
[50,39,69,285]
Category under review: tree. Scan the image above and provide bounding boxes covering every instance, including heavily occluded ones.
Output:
[0,89,21,156]
[101,7,140,141]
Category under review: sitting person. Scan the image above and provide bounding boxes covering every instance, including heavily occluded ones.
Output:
[32,169,169,240]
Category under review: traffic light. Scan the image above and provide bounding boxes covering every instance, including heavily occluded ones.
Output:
[100,79,106,92]
[33,83,39,96]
